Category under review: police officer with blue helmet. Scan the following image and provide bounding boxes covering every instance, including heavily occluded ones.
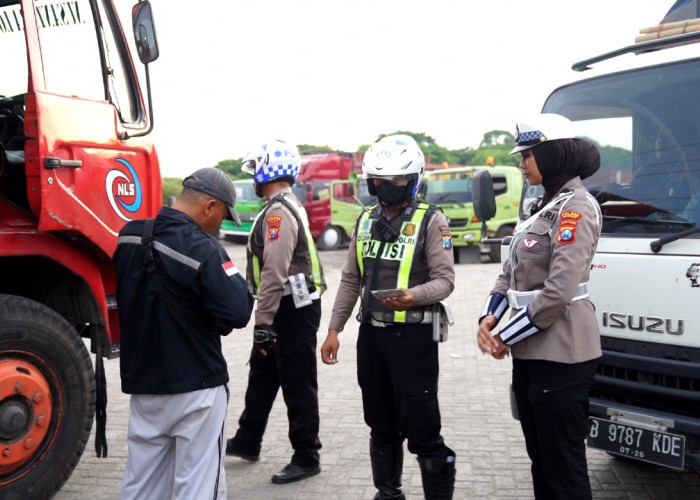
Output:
[226,139,327,485]
[321,134,456,499]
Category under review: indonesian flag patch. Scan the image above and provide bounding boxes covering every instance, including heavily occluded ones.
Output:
[267,215,282,240]
[556,210,582,244]
[222,260,239,276]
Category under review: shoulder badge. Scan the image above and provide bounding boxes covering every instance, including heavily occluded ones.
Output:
[267,215,282,240]
[441,226,453,249]
[556,211,582,244]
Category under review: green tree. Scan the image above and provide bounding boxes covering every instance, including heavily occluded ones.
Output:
[161,177,183,206]
[480,130,515,148]
[298,144,336,154]
[215,158,244,178]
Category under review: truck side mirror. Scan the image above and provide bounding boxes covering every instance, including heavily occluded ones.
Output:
[133,1,159,64]
[472,170,497,222]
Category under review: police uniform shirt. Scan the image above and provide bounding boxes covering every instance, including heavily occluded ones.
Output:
[328,205,455,332]
[491,178,602,364]
[249,187,305,326]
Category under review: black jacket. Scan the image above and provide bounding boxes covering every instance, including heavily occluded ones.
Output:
[114,207,253,394]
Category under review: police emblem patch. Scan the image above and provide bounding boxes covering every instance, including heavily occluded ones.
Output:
[267,215,282,241]
[403,223,416,236]
[556,211,581,245]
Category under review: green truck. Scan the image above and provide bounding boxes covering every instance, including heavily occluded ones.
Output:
[328,177,376,247]
[219,178,264,242]
[327,166,522,262]
[422,165,523,262]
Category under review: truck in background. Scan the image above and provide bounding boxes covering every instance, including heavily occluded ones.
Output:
[474,3,700,470]
[219,178,264,242]
[0,1,160,496]
[328,177,377,245]
[292,151,363,250]
[423,165,522,262]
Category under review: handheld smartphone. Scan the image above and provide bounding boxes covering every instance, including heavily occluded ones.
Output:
[370,289,406,299]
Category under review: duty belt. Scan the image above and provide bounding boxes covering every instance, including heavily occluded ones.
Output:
[281,282,320,300]
[369,308,433,326]
[507,283,589,310]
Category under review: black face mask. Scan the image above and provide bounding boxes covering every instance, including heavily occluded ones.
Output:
[375,182,408,207]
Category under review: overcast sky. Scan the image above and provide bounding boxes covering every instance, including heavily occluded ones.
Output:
[136,0,671,178]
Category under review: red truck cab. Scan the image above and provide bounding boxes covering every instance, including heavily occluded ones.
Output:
[0,1,160,496]
[292,152,363,249]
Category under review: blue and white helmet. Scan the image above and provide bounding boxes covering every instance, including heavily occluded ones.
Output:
[241,139,301,185]
[362,134,425,199]
[510,113,574,154]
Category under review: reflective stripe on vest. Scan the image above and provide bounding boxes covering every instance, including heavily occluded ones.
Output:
[250,194,324,295]
[356,203,429,323]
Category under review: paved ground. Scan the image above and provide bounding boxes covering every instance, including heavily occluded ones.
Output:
[55,243,700,499]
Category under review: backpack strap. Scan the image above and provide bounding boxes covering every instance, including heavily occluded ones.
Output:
[140,218,216,328]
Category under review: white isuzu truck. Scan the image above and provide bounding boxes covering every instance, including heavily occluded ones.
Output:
[475,4,700,470]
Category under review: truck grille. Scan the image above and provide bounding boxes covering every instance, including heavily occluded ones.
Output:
[447,219,469,228]
[591,337,700,417]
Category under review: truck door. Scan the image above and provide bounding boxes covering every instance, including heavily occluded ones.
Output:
[25,0,160,257]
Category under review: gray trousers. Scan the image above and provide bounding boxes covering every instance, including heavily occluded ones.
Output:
[121,385,228,500]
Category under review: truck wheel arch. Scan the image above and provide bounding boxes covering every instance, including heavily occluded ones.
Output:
[0,294,95,498]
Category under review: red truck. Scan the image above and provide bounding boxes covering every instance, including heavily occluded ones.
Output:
[293,151,363,249]
[0,1,160,497]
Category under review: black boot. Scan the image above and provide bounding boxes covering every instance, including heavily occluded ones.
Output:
[417,456,456,500]
[369,439,405,500]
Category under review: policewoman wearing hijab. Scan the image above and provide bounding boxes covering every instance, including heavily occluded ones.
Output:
[477,113,603,500]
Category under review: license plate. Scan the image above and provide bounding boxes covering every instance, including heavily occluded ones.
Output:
[588,417,685,470]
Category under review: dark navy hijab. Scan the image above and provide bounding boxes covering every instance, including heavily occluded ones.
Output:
[532,138,601,202]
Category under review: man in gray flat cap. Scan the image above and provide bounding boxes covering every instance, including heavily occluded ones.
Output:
[114,167,254,499]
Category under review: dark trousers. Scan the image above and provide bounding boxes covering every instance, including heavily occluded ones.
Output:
[512,357,599,500]
[357,323,452,459]
[234,296,322,467]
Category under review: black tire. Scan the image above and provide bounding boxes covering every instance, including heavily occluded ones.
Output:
[317,226,342,251]
[0,295,95,499]
[488,225,514,263]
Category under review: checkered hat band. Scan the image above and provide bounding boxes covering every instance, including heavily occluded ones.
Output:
[516,130,546,146]
[256,163,299,183]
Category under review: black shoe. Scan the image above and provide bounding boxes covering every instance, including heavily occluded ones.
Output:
[225,438,259,461]
[271,463,321,484]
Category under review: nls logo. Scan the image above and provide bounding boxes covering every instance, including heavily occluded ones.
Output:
[106,158,142,221]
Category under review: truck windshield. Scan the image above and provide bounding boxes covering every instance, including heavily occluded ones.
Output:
[424,171,472,204]
[541,57,700,237]
[1,1,28,98]
[235,181,258,203]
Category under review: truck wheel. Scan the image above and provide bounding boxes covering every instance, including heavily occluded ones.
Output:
[489,226,514,263]
[318,226,342,251]
[0,295,95,499]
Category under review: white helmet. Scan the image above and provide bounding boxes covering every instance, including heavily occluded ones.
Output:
[241,139,301,185]
[363,134,425,199]
[510,113,574,154]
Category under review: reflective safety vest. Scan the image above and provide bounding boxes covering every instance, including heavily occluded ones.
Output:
[355,201,433,323]
[248,192,326,296]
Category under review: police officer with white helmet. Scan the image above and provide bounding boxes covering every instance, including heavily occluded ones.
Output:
[226,139,327,485]
[477,114,603,499]
[321,134,456,499]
